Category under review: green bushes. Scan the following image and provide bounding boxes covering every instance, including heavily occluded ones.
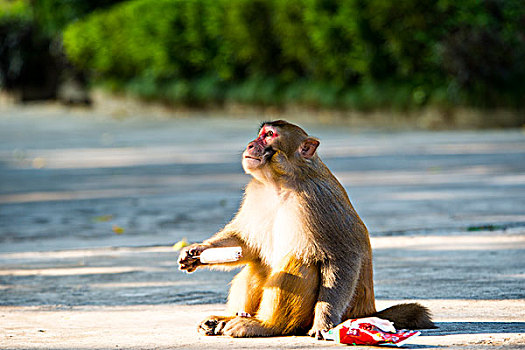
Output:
[0,0,31,22]
[64,0,216,80]
[32,0,125,37]
[0,0,58,98]
[0,0,124,100]
[62,0,525,109]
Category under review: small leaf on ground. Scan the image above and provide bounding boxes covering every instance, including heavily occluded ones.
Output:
[93,215,113,222]
[172,238,189,251]
[112,225,125,234]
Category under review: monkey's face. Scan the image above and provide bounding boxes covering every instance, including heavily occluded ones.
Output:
[242,125,280,173]
[242,121,320,180]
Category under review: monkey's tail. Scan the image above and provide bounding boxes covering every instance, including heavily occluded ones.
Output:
[373,303,436,330]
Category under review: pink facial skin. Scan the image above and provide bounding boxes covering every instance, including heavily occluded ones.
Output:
[242,125,280,171]
[255,126,280,147]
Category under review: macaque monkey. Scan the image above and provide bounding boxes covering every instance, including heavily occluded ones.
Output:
[178,120,434,338]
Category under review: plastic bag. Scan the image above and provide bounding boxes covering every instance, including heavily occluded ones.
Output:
[320,317,420,347]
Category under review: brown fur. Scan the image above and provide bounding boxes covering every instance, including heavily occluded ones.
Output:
[178,120,434,337]
[374,303,436,330]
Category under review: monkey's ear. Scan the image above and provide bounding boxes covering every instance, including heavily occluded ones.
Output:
[299,138,320,159]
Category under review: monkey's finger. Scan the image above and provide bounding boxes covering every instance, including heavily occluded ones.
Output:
[183,261,200,273]
[178,252,199,264]
[188,247,199,256]
[178,262,194,271]
[179,263,196,271]
[178,257,193,266]
[214,320,227,335]
[177,255,186,264]
[307,328,323,339]
[178,256,189,266]
[178,250,193,262]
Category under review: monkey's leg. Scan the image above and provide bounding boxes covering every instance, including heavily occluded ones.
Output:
[342,257,376,320]
[199,262,268,336]
[221,258,320,337]
[226,262,269,316]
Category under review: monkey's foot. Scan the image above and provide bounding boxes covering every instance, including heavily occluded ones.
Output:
[222,317,274,338]
[198,316,231,336]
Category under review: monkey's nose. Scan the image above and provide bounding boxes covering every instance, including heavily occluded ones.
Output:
[247,141,256,150]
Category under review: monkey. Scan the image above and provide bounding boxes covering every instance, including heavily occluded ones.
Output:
[178,120,434,338]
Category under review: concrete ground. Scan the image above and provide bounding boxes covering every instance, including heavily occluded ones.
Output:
[0,105,524,349]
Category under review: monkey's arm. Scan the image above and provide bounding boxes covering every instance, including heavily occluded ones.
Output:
[308,255,362,337]
[178,225,258,272]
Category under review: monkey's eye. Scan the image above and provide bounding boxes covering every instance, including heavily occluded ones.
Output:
[266,131,274,138]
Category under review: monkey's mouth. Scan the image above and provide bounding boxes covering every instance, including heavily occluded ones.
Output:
[244,155,262,162]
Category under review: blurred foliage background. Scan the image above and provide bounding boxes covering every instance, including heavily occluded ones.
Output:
[1,0,524,110]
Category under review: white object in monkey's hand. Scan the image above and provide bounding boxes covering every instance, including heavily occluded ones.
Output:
[197,247,242,264]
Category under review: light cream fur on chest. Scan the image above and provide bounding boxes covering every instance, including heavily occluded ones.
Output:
[236,184,313,269]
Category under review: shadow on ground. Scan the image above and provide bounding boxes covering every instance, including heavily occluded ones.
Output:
[426,322,525,335]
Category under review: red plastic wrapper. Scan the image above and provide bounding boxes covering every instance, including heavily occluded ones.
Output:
[320,317,420,347]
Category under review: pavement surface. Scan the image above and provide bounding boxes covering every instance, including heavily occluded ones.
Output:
[0,105,524,349]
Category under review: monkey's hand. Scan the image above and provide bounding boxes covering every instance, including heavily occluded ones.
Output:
[178,244,207,273]
[307,321,333,340]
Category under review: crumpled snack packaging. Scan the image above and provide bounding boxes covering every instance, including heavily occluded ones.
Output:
[320,317,420,347]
